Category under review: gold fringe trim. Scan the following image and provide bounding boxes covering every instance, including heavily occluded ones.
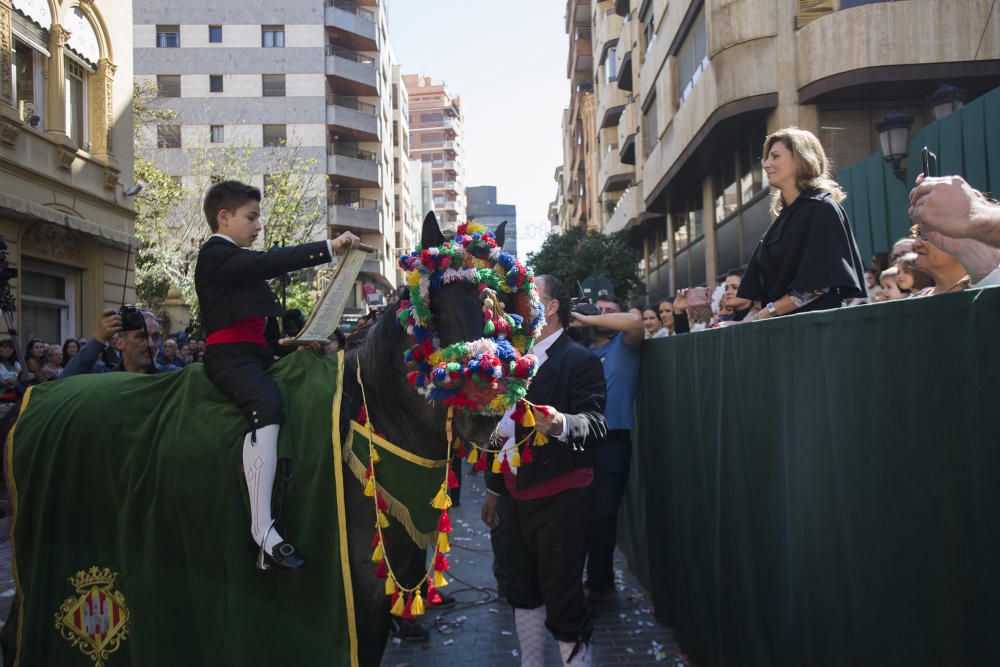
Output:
[343,437,437,549]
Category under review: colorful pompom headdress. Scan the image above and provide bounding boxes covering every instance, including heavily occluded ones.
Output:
[396,214,544,415]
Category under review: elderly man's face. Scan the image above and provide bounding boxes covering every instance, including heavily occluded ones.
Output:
[163,339,177,357]
[115,315,161,372]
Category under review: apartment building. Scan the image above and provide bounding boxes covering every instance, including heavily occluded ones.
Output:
[466,185,517,256]
[585,0,1000,300]
[134,0,411,318]
[403,74,466,228]
[555,0,601,233]
[0,0,135,343]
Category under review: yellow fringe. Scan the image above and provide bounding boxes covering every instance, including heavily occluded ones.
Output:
[431,483,452,510]
[534,430,549,446]
[390,594,405,616]
[385,577,397,596]
[371,542,384,563]
[437,531,451,554]
[466,448,479,464]
[363,476,375,497]
[522,409,535,428]
[510,447,521,468]
[433,570,449,588]
[376,510,390,528]
[370,447,381,464]
[410,591,425,616]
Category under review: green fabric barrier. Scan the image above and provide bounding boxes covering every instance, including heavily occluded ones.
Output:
[7,352,360,667]
[620,288,1000,666]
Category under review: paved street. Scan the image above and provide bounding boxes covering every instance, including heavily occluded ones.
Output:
[382,465,687,666]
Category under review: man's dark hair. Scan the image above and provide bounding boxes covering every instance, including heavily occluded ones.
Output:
[331,328,347,349]
[536,275,571,328]
[203,180,261,232]
[595,293,624,309]
[725,269,744,279]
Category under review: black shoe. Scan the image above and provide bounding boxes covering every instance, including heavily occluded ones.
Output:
[391,618,429,642]
[583,584,615,604]
[257,541,306,570]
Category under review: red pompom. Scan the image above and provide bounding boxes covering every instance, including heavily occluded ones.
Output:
[437,510,452,533]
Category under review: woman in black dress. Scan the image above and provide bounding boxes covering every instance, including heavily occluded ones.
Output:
[738,127,866,319]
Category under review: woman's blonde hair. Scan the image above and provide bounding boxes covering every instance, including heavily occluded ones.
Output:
[764,127,846,215]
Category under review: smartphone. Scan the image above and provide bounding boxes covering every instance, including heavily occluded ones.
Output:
[921,146,937,178]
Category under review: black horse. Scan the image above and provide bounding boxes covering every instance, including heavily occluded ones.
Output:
[341,213,509,665]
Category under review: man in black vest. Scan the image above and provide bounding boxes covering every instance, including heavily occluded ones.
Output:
[482,274,607,667]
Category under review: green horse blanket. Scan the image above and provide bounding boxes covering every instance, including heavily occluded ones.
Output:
[6,351,362,667]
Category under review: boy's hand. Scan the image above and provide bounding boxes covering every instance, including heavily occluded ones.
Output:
[332,232,360,255]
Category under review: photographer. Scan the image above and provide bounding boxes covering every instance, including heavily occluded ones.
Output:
[63,308,161,377]
[569,293,643,603]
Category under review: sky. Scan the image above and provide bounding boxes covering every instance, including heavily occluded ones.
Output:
[387,0,567,261]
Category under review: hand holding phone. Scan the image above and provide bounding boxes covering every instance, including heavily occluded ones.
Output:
[921,146,937,178]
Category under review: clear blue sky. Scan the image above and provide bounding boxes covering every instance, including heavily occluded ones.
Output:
[387,0,567,260]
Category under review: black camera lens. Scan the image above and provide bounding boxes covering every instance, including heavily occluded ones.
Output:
[119,306,145,332]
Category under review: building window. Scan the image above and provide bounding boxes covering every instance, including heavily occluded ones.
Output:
[394,195,400,220]
[433,194,445,205]
[209,25,223,43]
[20,261,78,343]
[604,47,618,84]
[64,58,88,148]
[740,127,767,205]
[157,124,182,148]
[643,95,658,156]
[641,4,656,54]
[714,159,739,224]
[676,5,708,106]
[157,75,181,98]
[156,25,180,48]
[209,75,223,93]
[262,74,286,97]
[13,41,45,126]
[263,124,286,147]
[210,125,224,143]
[392,84,399,110]
[261,25,285,48]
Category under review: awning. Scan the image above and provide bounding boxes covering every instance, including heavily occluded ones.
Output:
[0,191,136,248]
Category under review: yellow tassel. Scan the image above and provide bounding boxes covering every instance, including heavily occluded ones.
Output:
[410,590,425,617]
[376,511,390,528]
[431,483,452,510]
[363,476,375,497]
[491,454,502,473]
[510,447,521,468]
[370,447,381,464]
[437,531,451,553]
[371,542,384,563]
[390,593,405,616]
[433,569,449,588]
[385,577,397,596]
[534,430,549,446]
[522,409,536,428]
[467,448,479,464]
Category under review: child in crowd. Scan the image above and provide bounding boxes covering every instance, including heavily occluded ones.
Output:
[877,267,909,301]
[195,180,359,570]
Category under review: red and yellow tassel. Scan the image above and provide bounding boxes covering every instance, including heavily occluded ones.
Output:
[431,482,452,510]
[376,510,390,528]
[385,576,397,596]
[371,541,384,563]
[437,531,451,554]
[522,408,536,428]
[433,568,449,588]
[410,590,425,617]
[534,430,549,446]
[491,454,502,474]
[390,592,405,616]
[466,447,479,464]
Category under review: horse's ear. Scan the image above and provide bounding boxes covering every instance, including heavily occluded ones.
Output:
[421,211,445,248]
[494,221,507,251]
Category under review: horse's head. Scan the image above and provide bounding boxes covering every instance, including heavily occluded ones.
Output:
[366,212,542,450]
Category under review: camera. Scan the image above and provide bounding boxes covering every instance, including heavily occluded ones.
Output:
[567,297,599,346]
[118,305,146,332]
[570,298,600,317]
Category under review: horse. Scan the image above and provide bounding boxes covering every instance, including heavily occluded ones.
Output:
[3,212,538,667]
[342,214,519,664]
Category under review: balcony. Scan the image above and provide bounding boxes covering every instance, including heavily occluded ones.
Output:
[598,144,633,195]
[605,186,641,234]
[432,180,458,191]
[615,19,634,92]
[614,0,630,18]
[598,77,629,129]
[327,144,380,186]
[595,8,624,65]
[618,100,639,165]
[440,201,459,212]
[326,95,379,139]
[566,0,590,31]
[328,197,381,233]
[568,24,593,79]
[325,46,378,95]
[325,0,377,50]
[440,117,460,134]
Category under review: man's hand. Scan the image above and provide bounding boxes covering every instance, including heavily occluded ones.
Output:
[95,308,122,345]
[569,311,592,328]
[481,493,500,529]
[909,175,985,239]
[923,229,1000,283]
[532,404,564,436]
[673,290,688,314]
[332,231,360,255]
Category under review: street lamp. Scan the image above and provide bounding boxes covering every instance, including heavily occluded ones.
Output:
[875,107,914,182]
[927,83,966,121]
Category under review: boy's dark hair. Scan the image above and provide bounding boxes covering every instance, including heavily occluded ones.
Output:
[203,180,261,232]
[595,293,624,309]
[536,275,571,328]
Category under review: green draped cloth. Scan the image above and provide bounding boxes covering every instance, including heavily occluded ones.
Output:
[6,351,361,667]
[619,288,1000,667]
